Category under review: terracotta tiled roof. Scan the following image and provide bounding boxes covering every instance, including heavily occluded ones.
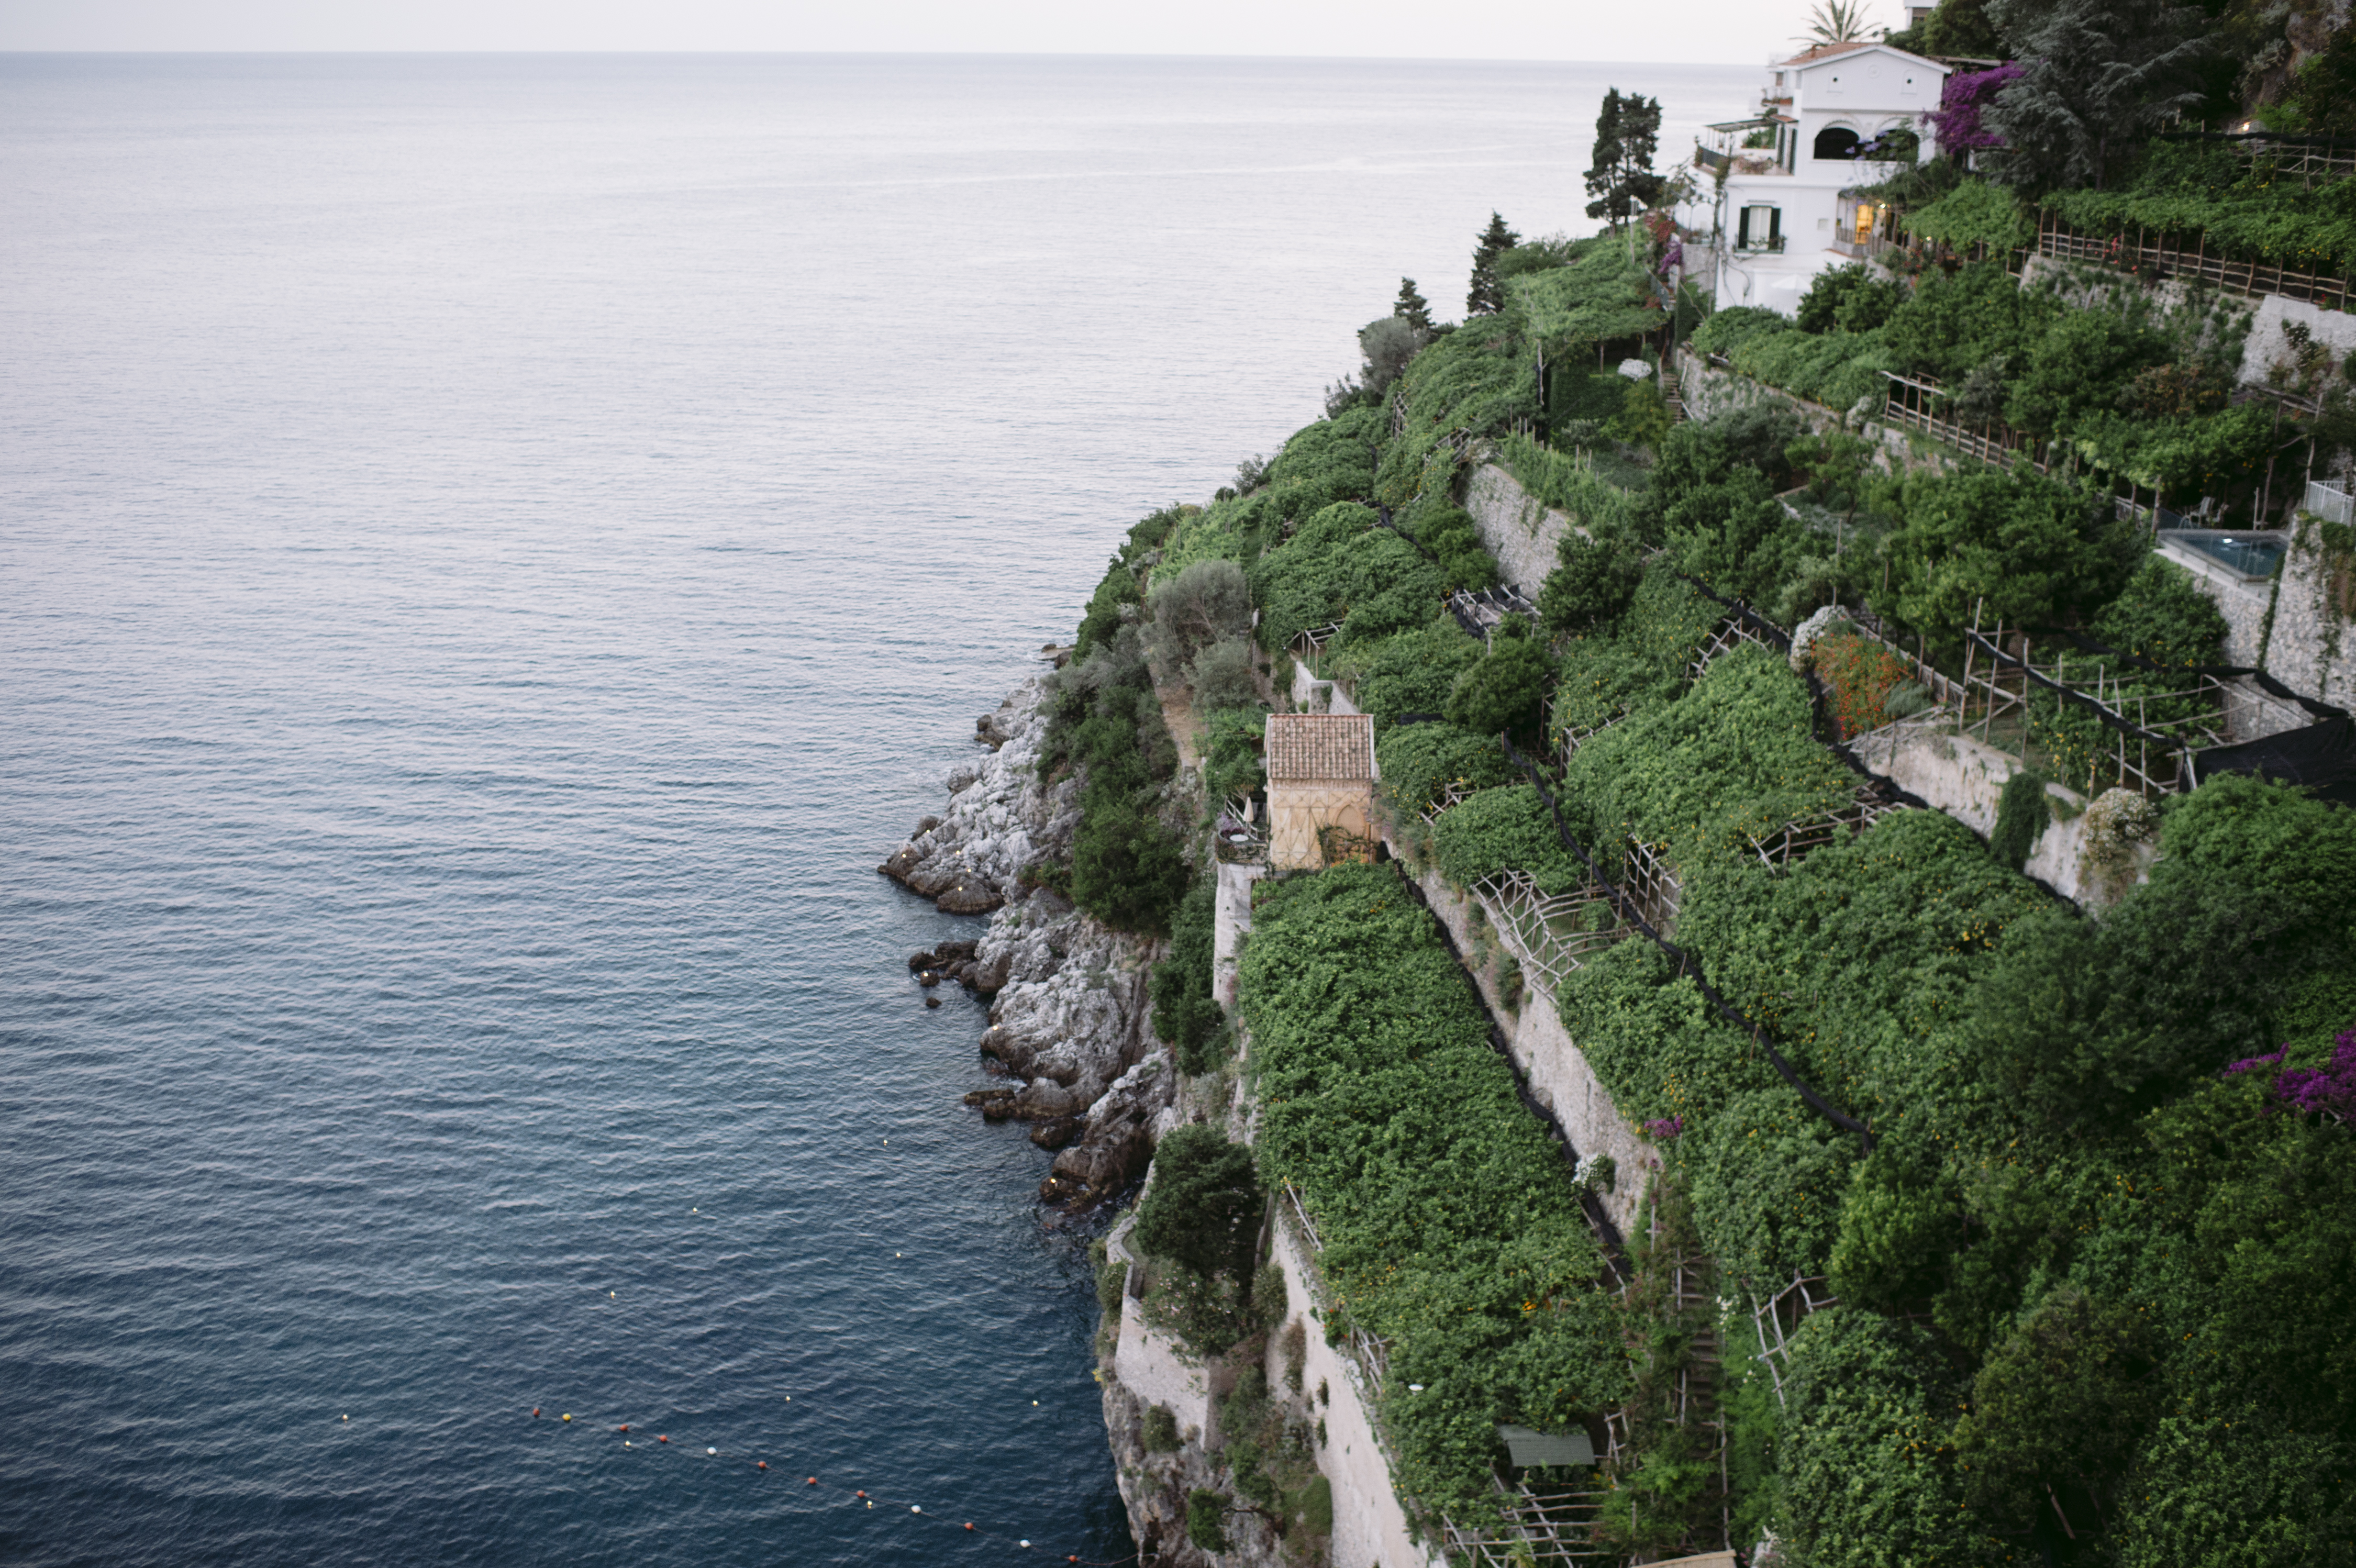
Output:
[1265,713,1376,782]
[1778,39,1875,65]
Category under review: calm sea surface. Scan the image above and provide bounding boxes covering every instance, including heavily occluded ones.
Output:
[0,53,1750,1565]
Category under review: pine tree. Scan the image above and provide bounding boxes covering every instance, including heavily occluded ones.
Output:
[1465,213,1519,316]
[1584,88,1666,231]
[1982,0,2213,192]
[1394,276,1435,335]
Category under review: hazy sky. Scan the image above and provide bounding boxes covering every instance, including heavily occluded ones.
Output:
[0,0,1899,64]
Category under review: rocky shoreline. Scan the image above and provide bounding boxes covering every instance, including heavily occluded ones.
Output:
[877,669,1181,1213]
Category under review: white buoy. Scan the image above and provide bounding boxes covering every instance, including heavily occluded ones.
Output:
[707,1447,717,1455]
[912,1505,923,1514]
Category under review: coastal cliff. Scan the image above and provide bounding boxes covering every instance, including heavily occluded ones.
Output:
[880,673,1179,1213]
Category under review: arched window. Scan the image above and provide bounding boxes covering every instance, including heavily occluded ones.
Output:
[1813,125,1861,160]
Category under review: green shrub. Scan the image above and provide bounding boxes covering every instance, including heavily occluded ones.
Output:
[1562,646,1854,868]
[2092,553,2229,668]
[1071,795,1190,936]
[1185,1489,1228,1552]
[1200,705,1267,805]
[1326,623,1483,727]
[1147,557,1252,677]
[1136,1125,1262,1280]
[1883,260,2060,383]
[1988,768,2050,872]
[1251,502,1447,654]
[1826,1156,1963,1311]
[1142,1404,1182,1453]
[1953,1288,2161,1538]
[1429,784,1585,893]
[1150,875,1221,1073]
[1879,462,2140,635]
[1775,1310,1996,1568]
[1185,635,1258,711]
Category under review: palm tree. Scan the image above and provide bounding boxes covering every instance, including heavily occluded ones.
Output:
[1799,0,1874,46]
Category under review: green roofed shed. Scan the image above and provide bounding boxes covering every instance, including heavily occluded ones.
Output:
[1497,1424,1595,1469]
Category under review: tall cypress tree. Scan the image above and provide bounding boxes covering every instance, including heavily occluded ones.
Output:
[1586,87,1666,230]
[1465,213,1519,316]
[1982,0,2214,192]
[1394,275,1435,335]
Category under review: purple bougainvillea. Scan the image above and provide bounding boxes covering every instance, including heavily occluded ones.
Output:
[2274,1028,2356,1121]
[1643,1116,1684,1141]
[2224,1049,2287,1075]
[1924,62,2022,152]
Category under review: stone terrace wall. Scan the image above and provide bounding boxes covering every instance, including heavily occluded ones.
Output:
[1268,1216,1444,1568]
[1461,463,1576,594]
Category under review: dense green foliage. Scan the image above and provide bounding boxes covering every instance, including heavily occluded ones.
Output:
[1881,461,2141,633]
[1251,501,1447,654]
[1239,865,1627,1522]
[1562,647,1855,865]
[1429,783,1587,894]
[1136,1125,1262,1281]
[2048,139,2356,274]
[1549,567,1720,736]
[1324,623,1483,727]
[2091,555,2228,668]
[1039,634,1191,935]
[1150,874,1223,1075]
[1443,620,1554,744]
[1373,721,1517,823]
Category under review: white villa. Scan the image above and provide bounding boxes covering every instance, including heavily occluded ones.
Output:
[1687,40,1952,316]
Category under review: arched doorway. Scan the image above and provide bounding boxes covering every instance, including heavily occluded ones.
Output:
[1813,125,1861,160]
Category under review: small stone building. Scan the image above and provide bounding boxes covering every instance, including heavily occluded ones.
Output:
[1264,713,1378,870]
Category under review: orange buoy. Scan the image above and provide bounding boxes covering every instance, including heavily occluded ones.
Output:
[617,1425,628,1433]
[964,1522,975,1531]
[806,1476,817,1485]
[531,1408,540,1417]
[757,1461,768,1471]
[657,1435,668,1443]
[855,1491,866,1499]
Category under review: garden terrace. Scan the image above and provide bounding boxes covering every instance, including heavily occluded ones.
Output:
[2033,211,2352,313]
[1958,605,2233,798]
[1238,864,1629,1528]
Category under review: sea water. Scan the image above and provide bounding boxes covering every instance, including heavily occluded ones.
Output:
[0,53,1751,1565]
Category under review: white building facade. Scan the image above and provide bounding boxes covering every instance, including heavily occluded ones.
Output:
[1690,41,1951,316]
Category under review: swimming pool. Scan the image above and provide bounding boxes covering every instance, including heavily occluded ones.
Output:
[2160,529,2287,580]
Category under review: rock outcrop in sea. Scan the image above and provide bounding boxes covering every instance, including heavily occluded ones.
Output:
[880,671,1179,1211]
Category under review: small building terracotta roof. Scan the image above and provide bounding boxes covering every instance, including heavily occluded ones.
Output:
[1265,713,1376,783]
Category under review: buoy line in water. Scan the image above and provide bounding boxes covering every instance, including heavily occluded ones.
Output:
[518,1407,1139,1563]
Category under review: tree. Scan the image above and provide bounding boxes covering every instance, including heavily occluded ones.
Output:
[1539,530,1646,637]
[1134,1126,1262,1280]
[1358,315,1421,397]
[1981,0,2215,192]
[1799,0,1872,45]
[1584,89,1665,231]
[1146,558,1251,679]
[1394,275,1435,335]
[1466,211,1519,316]
[1444,621,1553,743]
[1953,1289,2161,1539]
[1880,463,2139,632]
